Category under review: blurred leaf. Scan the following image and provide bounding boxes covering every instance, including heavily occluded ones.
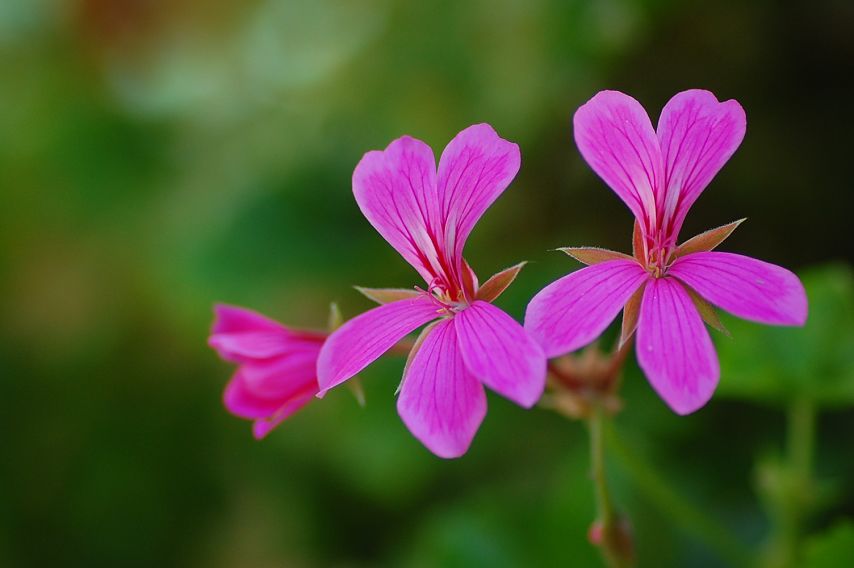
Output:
[716,263,854,406]
[803,521,854,568]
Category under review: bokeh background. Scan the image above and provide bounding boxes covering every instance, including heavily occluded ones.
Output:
[2,1,853,566]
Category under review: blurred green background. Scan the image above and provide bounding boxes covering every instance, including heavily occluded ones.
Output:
[2,0,853,566]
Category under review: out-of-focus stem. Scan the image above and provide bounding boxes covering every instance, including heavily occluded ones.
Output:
[765,396,816,568]
[588,403,632,568]
[606,422,754,567]
[784,397,816,562]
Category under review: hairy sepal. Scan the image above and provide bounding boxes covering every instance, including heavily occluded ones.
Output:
[620,283,646,347]
[476,261,527,302]
[559,247,634,266]
[675,219,746,258]
[682,284,730,336]
[632,220,646,263]
[355,286,420,305]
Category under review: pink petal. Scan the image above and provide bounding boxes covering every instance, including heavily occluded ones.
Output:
[209,304,324,362]
[397,319,487,458]
[352,136,443,283]
[223,372,288,419]
[636,278,719,415]
[524,260,649,357]
[316,296,439,394]
[209,331,294,362]
[436,124,521,271]
[240,348,321,398]
[573,91,663,227]
[212,304,283,334]
[454,301,546,408]
[252,389,316,440]
[669,251,807,326]
[656,90,746,238]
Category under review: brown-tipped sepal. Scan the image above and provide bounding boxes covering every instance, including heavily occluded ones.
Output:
[354,286,420,305]
[632,220,646,263]
[328,302,343,331]
[620,284,646,347]
[683,284,730,336]
[347,378,367,407]
[475,261,527,302]
[461,259,479,299]
[675,218,746,258]
[559,247,634,266]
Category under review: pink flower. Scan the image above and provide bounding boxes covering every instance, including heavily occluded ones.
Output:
[317,124,546,458]
[209,304,326,439]
[526,90,808,414]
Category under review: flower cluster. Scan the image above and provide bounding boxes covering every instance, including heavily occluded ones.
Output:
[210,89,807,457]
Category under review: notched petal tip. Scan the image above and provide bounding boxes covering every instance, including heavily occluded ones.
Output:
[475,261,527,303]
[675,218,746,258]
[559,247,634,266]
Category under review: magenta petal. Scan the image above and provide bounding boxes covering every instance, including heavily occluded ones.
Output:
[436,124,521,266]
[212,304,283,334]
[397,319,487,458]
[316,296,439,394]
[637,278,719,415]
[209,303,325,364]
[669,251,808,326]
[353,136,442,283]
[223,372,288,419]
[210,304,294,362]
[209,331,293,361]
[573,91,662,225]
[252,389,316,440]
[525,260,648,357]
[240,349,320,398]
[454,301,546,408]
[657,90,746,237]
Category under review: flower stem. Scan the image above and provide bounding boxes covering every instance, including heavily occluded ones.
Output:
[588,404,633,568]
[764,396,816,568]
[605,421,754,567]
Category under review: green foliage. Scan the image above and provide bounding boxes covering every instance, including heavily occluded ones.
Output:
[803,521,854,568]
[2,1,854,567]
[717,264,854,406]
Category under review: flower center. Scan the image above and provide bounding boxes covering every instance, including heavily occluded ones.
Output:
[642,230,676,278]
[419,277,468,314]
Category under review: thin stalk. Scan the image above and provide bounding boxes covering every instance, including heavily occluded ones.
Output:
[768,396,816,567]
[588,404,632,568]
[605,421,754,568]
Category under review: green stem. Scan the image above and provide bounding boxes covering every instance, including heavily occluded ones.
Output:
[590,405,617,529]
[605,421,754,568]
[770,396,816,567]
[588,404,632,568]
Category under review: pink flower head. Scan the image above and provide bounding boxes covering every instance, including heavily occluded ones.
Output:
[317,124,546,458]
[526,90,808,414]
[209,304,326,439]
